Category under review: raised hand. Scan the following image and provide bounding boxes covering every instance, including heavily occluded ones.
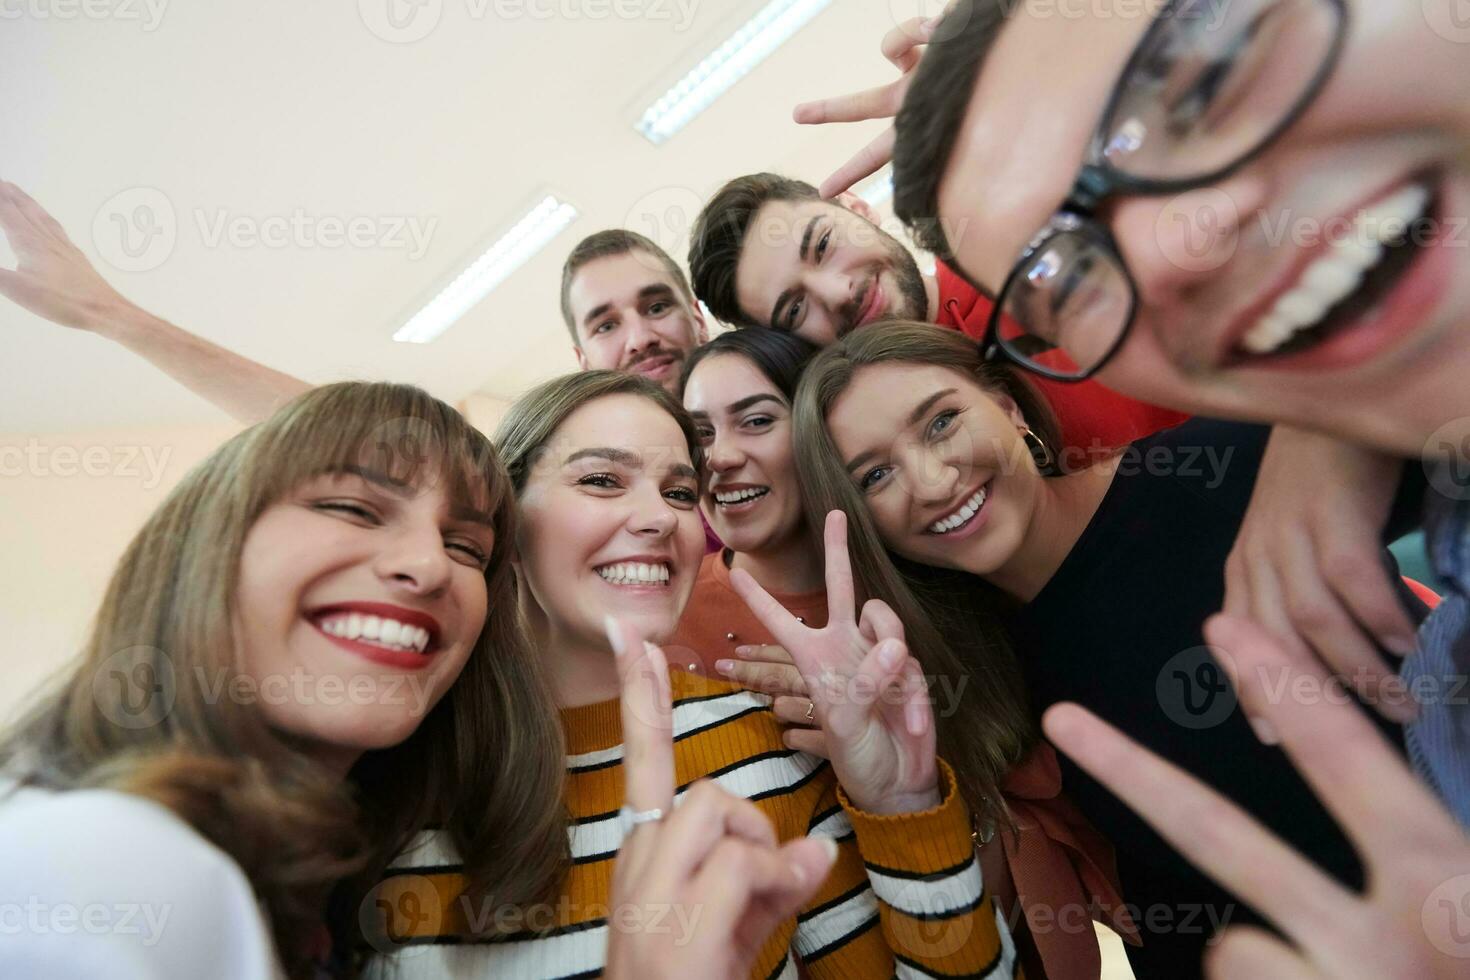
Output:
[1223,426,1419,722]
[728,511,939,815]
[602,617,836,980]
[0,181,143,332]
[792,15,941,197]
[1044,614,1470,980]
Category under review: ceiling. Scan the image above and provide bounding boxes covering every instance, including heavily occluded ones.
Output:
[0,0,929,433]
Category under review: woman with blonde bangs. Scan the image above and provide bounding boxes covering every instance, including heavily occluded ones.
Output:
[0,381,569,979]
[780,321,1429,979]
[372,368,1020,980]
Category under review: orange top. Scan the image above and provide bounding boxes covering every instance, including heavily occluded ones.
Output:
[666,549,829,676]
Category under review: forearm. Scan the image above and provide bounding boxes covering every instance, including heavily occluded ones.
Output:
[101,306,312,424]
[803,762,1015,979]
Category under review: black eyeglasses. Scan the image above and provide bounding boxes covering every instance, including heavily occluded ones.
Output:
[979,0,1349,381]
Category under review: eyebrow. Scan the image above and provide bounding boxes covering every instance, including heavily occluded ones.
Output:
[581,282,678,330]
[769,215,822,328]
[843,389,958,474]
[565,447,699,483]
[328,464,495,526]
[690,392,785,424]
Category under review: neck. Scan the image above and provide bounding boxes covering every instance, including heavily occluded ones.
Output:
[728,525,824,596]
[522,589,622,709]
[922,272,940,323]
[983,457,1121,602]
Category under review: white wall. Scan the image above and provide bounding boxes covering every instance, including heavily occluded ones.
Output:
[0,423,239,723]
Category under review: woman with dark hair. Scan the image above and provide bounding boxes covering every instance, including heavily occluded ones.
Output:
[780,320,1426,979]
[677,329,1136,980]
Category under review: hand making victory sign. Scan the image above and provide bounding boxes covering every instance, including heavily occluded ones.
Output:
[728,510,940,815]
[600,617,836,980]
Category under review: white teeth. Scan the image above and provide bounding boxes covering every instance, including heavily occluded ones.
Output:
[596,561,672,586]
[714,487,770,505]
[1240,181,1432,355]
[928,486,988,534]
[317,614,431,653]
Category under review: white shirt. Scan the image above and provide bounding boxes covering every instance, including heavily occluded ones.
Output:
[0,782,285,979]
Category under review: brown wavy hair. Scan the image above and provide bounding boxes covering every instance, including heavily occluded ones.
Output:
[792,322,1062,833]
[0,382,568,978]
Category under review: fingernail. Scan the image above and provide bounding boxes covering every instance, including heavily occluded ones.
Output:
[789,861,808,887]
[1248,715,1279,745]
[1388,634,1419,657]
[735,645,754,657]
[818,837,838,864]
[714,659,735,675]
[603,615,625,657]
[877,640,904,671]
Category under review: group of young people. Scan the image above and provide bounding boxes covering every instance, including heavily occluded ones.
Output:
[2,0,1468,977]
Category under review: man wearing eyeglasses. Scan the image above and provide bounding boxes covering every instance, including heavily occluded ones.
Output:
[686,170,1191,457]
[816,1,1469,977]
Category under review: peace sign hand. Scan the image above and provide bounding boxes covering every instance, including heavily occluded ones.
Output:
[729,511,940,815]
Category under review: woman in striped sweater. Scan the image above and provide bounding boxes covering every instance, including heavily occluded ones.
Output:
[369,369,1016,979]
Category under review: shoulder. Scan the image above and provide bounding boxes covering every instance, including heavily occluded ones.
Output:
[1112,418,1271,510]
[0,783,280,978]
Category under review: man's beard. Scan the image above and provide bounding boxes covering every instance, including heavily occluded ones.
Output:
[836,231,930,338]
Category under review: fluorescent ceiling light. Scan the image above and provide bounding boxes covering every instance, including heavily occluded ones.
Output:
[635,0,832,145]
[393,194,578,344]
[855,164,894,207]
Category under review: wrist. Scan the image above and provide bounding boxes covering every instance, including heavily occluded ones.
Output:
[854,785,943,816]
[90,298,157,340]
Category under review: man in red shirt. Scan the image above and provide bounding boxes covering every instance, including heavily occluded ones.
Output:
[686,172,1187,458]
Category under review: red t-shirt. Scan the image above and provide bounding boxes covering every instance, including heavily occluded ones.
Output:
[933,261,1189,457]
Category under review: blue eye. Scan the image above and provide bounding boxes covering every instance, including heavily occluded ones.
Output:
[858,466,890,492]
[928,409,960,439]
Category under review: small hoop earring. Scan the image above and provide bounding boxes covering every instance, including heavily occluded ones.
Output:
[1021,426,1054,473]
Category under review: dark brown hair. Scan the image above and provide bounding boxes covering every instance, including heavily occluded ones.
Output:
[893,0,1013,270]
[559,229,697,345]
[687,173,823,329]
[0,382,569,978]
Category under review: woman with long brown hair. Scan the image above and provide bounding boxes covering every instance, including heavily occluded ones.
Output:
[0,381,568,979]
[677,327,1133,979]
[782,320,1425,979]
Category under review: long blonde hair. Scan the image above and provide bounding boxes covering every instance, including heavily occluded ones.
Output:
[0,382,568,978]
[793,322,1060,831]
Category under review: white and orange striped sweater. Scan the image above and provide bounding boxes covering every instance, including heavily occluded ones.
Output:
[369,670,1018,979]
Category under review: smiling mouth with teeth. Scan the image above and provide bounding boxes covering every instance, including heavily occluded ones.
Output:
[1233,178,1440,360]
[595,561,672,587]
[713,486,770,508]
[928,483,990,535]
[316,612,434,654]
